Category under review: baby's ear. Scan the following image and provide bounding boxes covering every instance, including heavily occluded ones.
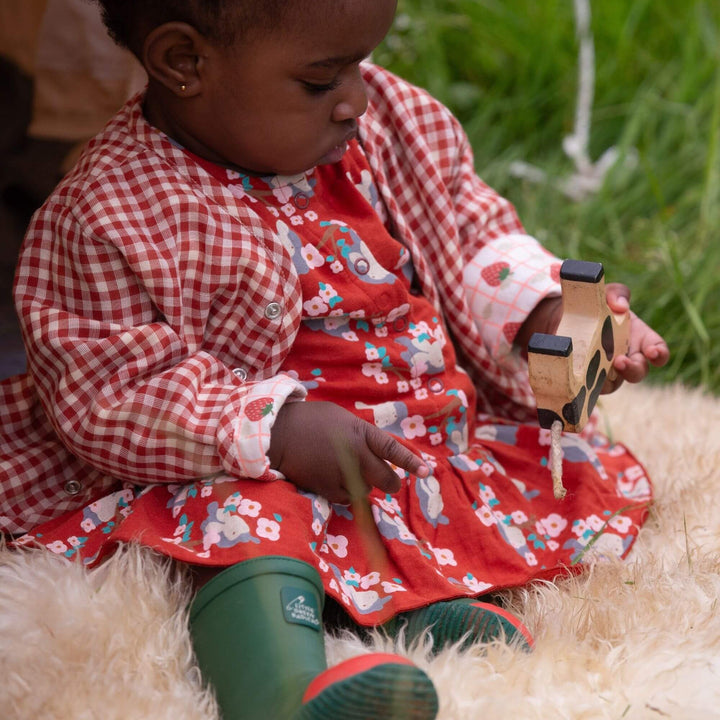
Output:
[143,22,206,97]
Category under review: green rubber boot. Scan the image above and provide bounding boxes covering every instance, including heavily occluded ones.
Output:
[189,556,439,720]
[385,597,534,654]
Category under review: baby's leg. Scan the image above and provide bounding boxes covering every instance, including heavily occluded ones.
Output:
[188,556,439,720]
[383,597,534,654]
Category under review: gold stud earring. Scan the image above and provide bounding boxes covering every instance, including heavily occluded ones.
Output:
[179,83,187,92]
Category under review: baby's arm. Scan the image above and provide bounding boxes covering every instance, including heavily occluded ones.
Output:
[16,200,305,486]
[268,401,429,504]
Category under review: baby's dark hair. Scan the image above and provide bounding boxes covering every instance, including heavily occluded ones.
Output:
[92,0,294,57]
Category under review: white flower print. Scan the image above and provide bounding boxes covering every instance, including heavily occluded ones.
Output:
[330,260,344,273]
[304,296,329,316]
[536,513,568,538]
[381,580,407,593]
[280,202,295,217]
[323,534,349,558]
[400,414,427,440]
[476,505,497,527]
[318,282,337,301]
[47,541,68,554]
[360,572,381,589]
[256,518,280,540]
[302,244,325,269]
[362,362,383,379]
[397,380,410,393]
[586,514,606,532]
[608,514,633,533]
[377,495,401,514]
[341,331,359,342]
[430,546,457,566]
[305,210,318,221]
[290,215,304,226]
[462,574,493,594]
[524,551,539,566]
[239,498,262,517]
[386,303,410,322]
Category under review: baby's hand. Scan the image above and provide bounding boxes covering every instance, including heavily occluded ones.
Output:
[603,283,670,393]
[267,401,429,503]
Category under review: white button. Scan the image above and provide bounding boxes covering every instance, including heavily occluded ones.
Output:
[265,302,283,320]
[354,258,370,275]
[232,367,248,381]
[293,192,310,209]
[392,316,408,333]
[63,480,82,496]
[428,377,445,394]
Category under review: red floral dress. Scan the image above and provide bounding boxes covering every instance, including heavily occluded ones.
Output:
[18,142,651,625]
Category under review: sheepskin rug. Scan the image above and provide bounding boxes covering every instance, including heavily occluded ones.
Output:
[2,382,720,720]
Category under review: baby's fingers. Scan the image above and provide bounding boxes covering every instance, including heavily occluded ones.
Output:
[362,423,429,493]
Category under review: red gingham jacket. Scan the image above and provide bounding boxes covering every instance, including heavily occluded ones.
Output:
[1,64,560,534]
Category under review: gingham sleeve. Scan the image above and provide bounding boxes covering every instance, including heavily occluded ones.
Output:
[16,198,305,486]
[443,115,563,361]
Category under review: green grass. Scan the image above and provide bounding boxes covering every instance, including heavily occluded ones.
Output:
[377,0,720,393]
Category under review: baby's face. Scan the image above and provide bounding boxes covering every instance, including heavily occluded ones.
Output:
[179,0,397,176]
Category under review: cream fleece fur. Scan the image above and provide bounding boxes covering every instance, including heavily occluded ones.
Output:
[2,383,719,720]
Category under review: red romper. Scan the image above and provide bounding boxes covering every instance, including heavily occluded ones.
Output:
[18,141,650,625]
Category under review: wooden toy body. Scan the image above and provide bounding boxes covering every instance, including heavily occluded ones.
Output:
[527,260,630,433]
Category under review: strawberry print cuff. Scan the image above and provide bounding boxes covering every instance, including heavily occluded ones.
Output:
[227,374,307,481]
[462,234,562,362]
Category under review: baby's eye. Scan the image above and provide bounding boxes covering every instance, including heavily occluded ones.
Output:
[302,78,341,95]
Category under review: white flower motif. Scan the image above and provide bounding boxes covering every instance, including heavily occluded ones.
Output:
[475,505,497,527]
[362,363,383,378]
[430,546,457,566]
[46,541,68,554]
[318,282,337,300]
[400,414,427,440]
[325,534,349,558]
[302,244,325,269]
[360,572,380,589]
[239,498,262,517]
[256,518,280,540]
[462,574,493,594]
[304,296,329,316]
[608,515,632,533]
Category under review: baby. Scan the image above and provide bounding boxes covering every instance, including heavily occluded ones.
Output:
[2,1,668,718]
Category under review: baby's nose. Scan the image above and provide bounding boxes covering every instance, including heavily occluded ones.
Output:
[332,67,369,121]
